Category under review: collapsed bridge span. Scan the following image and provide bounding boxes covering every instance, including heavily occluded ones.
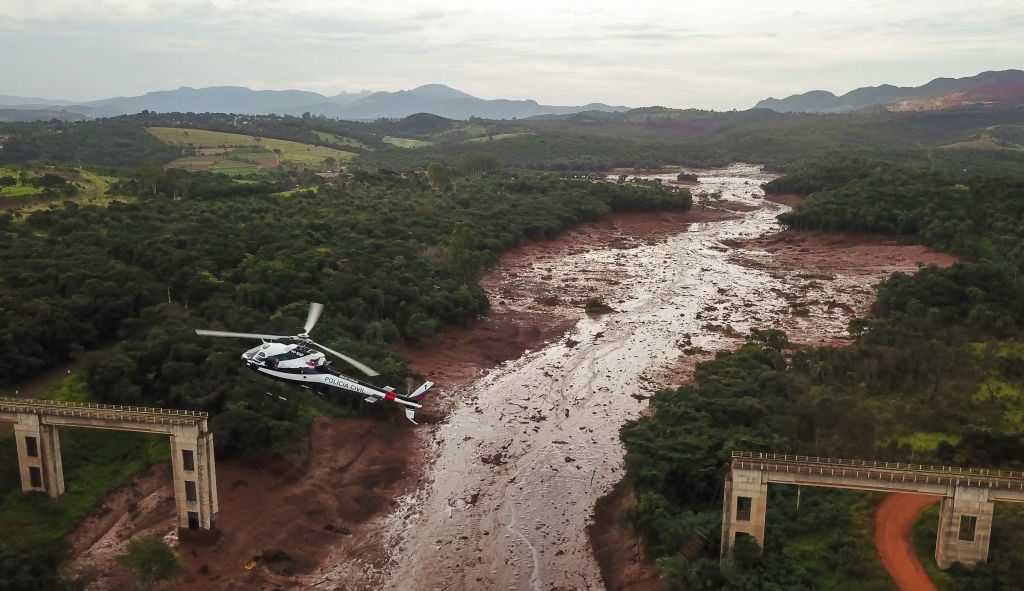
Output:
[0,396,217,533]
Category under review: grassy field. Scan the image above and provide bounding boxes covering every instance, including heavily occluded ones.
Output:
[944,125,1024,151]
[0,167,43,198]
[0,167,120,215]
[312,130,370,149]
[464,133,530,143]
[896,432,960,453]
[382,135,433,148]
[147,127,357,167]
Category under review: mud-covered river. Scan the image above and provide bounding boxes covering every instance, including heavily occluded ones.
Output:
[307,163,923,590]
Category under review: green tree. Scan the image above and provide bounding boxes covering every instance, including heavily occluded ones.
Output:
[134,162,163,195]
[447,222,487,284]
[426,162,453,191]
[457,151,502,176]
[0,175,16,192]
[406,312,438,341]
[694,190,723,211]
[115,537,185,591]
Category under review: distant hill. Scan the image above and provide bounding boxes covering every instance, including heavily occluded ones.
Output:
[312,85,628,119]
[0,95,76,107]
[755,70,1024,113]
[0,108,93,122]
[1,84,628,121]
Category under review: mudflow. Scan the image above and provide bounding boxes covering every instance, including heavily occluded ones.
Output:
[297,163,952,591]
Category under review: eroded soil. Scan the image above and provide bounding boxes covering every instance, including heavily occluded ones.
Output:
[65,417,420,590]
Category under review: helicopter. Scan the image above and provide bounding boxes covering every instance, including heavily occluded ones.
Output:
[196,302,432,423]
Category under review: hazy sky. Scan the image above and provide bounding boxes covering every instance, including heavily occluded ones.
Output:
[2,0,1022,110]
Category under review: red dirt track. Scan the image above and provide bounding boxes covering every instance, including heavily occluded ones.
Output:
[874,494,941,591]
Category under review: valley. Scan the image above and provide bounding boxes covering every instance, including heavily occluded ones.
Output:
[44,164,958,591]
[2,67,1024,591]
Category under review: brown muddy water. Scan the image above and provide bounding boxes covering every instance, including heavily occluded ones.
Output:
[302,164,894,590]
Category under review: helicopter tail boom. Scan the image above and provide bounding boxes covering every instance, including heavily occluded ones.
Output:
[409,381,434,399]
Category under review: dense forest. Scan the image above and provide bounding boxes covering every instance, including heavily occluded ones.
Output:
[0,164,692,588]
[1,171,690,428]
[4,104,1024,176]
[619,159,1024,590]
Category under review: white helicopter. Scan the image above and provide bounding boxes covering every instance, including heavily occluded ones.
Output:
[196,302,432,423]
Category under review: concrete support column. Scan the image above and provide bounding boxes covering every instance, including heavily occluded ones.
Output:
[12,413,64,497]
[170,425,218,532]
[720,467,768,560]
[199,431,219,519]
[936,486,994,569]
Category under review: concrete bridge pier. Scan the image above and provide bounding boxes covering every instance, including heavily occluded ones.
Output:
[936,486,994,569]
[170,428,219,533]
[12,413,64,497]
[720,467,768,559]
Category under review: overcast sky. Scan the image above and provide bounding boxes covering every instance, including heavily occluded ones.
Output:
[1,0,1022,110]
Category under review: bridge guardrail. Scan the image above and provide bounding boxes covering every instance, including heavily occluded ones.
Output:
[732,451,1024,492]
[0,396,207,426]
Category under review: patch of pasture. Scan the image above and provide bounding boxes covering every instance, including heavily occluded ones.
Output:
[147,127,357,166]
[382,135,433,148]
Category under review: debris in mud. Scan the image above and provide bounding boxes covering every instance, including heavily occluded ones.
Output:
[630,393,650,402]
[536,294,561,306]
[250,549,299,575]
[564,457,576,463]
[323,524,352,535]
[481,452,507,466]
[565,338,580,349]
[584,297,614,315]
[826,301,855,314]
[256,549,293,564]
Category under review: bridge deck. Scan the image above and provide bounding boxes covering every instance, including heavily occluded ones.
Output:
[733,451,1024,493]
[0,396,207,428]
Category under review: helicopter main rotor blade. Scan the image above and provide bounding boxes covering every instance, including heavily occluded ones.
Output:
[303,302,324,335]
[195,329,289,341]
[308,340,380,377]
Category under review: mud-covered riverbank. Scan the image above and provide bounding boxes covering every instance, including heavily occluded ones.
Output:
[63,164,955,591]
[297,163,949,591]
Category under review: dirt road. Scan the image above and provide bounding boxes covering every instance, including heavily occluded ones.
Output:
[874,494,941,591]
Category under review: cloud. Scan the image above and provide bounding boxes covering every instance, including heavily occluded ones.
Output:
[0,0,1022,108]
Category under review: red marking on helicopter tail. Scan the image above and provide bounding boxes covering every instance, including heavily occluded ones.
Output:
[385,392,397,401]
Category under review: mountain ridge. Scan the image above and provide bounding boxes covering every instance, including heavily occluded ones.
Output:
[755,69,1024,113]
[0,84,627,121]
